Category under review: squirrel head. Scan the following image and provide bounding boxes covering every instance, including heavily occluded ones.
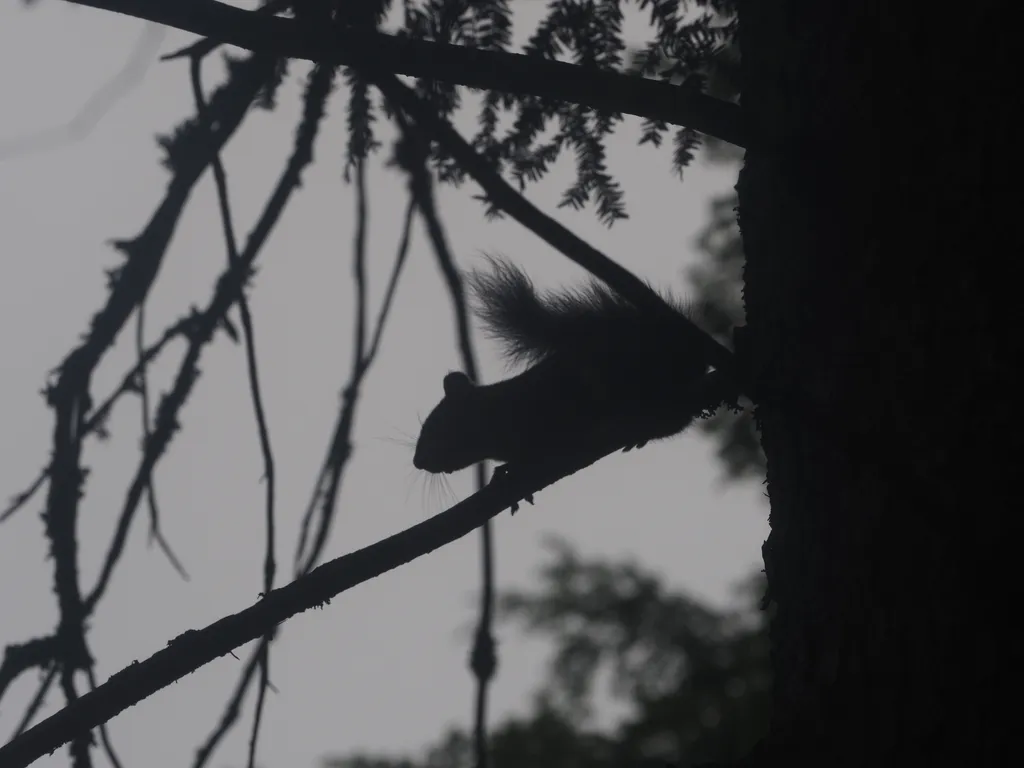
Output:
[413,371,490,473]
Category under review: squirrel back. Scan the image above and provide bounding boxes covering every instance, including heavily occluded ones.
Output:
[413,257,711,475]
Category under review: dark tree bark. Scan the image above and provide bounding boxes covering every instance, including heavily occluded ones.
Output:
[738,1,1014,764]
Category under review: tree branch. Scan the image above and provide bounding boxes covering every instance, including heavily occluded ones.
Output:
[65,0,747,147]
[0,402,709,768]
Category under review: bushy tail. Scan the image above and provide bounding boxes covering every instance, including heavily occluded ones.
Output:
[468,255,645,366]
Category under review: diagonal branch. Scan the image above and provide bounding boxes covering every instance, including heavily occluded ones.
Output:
[0,418,664,768]
[0,367,729,768]
[65,0,747,147]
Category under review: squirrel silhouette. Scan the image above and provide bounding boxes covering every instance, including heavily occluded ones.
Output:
[413,257,713,477]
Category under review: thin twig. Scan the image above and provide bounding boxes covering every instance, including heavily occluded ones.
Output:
[0,472,48,524]
[366,199,415,362]
[85,57,327,614]
[1,315,192,525]
[191,53,279,768]
[0,637,57,704]
[294,152,370,574]
[246,641,271,768]
[393,115,495,768]
[190,48,277,599]
[136,303,190,580]
[190,643,265,768]
[12,665,57,739]
[293,165,414,577]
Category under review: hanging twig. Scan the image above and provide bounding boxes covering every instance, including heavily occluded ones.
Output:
[392,114,496,768]
[189,49,280,768]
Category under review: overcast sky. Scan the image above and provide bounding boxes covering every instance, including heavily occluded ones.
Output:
[0,3,767,767]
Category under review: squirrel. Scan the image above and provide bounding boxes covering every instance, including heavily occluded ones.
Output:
[412,257,714,481]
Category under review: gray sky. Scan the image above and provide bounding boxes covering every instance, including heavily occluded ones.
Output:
[0,3,767,767]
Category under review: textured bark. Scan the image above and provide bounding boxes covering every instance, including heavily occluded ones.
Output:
[736,1,1014,764]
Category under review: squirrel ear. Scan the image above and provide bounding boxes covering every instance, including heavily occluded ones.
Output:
[443,371,474,397]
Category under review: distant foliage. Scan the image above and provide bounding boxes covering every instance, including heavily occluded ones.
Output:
[327,537,770,768]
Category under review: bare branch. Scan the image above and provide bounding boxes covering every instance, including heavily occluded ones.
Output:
[0,426,657,768]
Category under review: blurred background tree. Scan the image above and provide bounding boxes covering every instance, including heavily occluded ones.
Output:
[327,539,769,768]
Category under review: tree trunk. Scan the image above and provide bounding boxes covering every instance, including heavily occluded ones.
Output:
[737,1,1014,763]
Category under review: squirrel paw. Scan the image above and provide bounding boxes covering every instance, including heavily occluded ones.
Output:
[622,439,649,453]
[492,464,535,514]
[510,493,535,515]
